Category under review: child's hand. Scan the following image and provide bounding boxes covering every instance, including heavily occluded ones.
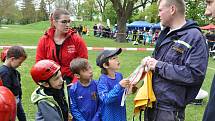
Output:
[68,113,73,121]
[119,79,130,88]
[141,56,151,72]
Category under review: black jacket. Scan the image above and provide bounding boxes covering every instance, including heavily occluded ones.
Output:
[202,75,215,121]
[0,65,22,96]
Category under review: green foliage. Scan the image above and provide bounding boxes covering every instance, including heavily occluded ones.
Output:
[0,0,17,25]
[102,2,117,25]
[79,0,98,21]
[130,9,140,22]
[36,0,48,22]
[186,0,214,26]
[20,0,37,24]
[131,2,159,23]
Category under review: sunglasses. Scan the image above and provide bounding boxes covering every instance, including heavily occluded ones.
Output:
[57,20,71,24]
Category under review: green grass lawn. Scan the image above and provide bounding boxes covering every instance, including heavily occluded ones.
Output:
[0,22,214,121]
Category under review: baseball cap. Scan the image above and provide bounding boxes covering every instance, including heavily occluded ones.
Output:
[96,48,122,68]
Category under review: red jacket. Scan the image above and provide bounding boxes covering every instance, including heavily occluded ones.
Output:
[36,28,88,82]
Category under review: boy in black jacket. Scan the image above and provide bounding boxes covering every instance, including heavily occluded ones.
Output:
[0,46,27,121]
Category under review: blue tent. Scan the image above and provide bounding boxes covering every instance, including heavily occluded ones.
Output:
[152,22,161,29]
[127,21,152,29]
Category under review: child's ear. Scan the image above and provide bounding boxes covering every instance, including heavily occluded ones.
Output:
[103,63,109,69]
[8,57,15,61]
[74,73,80,80]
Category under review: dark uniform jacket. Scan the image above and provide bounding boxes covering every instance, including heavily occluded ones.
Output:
[152,20,208,111]
[202,75,215,121]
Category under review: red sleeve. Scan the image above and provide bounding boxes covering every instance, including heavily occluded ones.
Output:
[36,37,46,62]
[75,36,88,59]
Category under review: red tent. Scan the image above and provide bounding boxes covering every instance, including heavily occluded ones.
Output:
[200,24,215,30]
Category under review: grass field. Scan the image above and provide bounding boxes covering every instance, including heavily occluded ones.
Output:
[0,22,214,121]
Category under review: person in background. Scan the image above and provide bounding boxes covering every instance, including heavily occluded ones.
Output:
[142,0,208,120]
[69,58,100,121]
[93,24,98,36]
[0,46,27,121]
[36,8,88,85]
[96,48,130,121]
[202,0,215,120]
[31,60,72,121]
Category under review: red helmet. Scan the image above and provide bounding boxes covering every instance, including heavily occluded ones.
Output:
[0,86,16,121]
[1,47,9,62]
[0,80,2,86]
[30,60,60,85]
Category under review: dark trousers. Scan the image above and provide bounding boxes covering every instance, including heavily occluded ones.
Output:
[144,107,185,121]
[17,100,27,121]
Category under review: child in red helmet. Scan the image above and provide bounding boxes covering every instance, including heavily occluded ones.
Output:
[0,46,27,121]
[0,86,16,121]
[30,59,72,121]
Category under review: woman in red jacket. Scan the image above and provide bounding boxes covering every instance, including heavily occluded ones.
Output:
[36,8,88,85]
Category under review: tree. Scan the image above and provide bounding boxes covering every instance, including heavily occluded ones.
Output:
[37,0,49,21]
[132,2,159,23]
[103,2,117,25]
[110,0,156,42]
[54,0,70,10]
[96,0,110,21]
[186,0,208,26]
[0,0,16,26]
[79,0,97,21]
[20,0,36,24]
[45,0,54,15]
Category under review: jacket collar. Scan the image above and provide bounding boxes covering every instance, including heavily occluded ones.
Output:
[157,20,199,48]
[44,27,76,40]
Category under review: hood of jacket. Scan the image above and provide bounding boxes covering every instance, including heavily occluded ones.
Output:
[31,87,57,107]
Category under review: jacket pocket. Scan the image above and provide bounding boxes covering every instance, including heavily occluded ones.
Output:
[164,42,189,64]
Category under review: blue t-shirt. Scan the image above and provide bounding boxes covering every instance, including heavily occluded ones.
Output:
[70,80,100,121]
[97,72,126,121]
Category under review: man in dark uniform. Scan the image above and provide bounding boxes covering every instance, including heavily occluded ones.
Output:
[202,0,215,120]
[142,0,208,120]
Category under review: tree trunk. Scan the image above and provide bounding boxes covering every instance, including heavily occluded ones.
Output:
[116,14,127,43]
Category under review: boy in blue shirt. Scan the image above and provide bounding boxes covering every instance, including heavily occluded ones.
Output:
[69,58,100,121]
[96,48,130,121]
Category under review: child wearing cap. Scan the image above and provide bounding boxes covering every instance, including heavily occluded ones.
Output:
[30,60,72,121]
[69,58,100,121]
[96,48,130,121]
[0,46,27,121]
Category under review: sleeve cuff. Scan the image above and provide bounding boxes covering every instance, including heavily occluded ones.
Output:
[155,61,165,74]
[115,84,124,90]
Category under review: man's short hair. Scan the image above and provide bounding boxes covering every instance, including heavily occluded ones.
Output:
[70,58,89,75]
[158,0,185,14]
[6,46,27,59]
